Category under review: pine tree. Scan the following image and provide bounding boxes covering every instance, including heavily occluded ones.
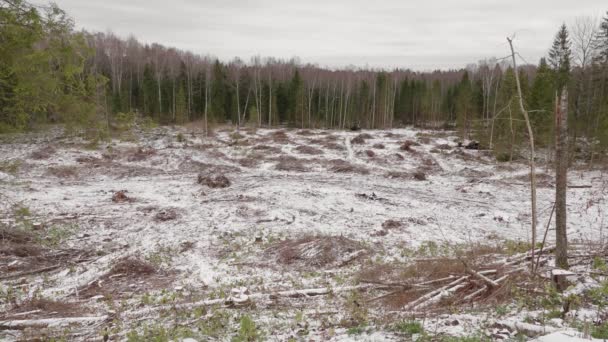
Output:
[548,24,572,91]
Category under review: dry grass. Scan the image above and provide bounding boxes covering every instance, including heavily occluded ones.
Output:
[7,298,89,318]
[364,150,376,158]
[0,226,34,244]
[372,143,385,149]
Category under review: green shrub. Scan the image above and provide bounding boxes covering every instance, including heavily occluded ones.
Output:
[394,320,423,335]
[232,315,261,342]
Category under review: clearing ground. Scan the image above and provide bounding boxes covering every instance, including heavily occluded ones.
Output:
[0,126,606,341]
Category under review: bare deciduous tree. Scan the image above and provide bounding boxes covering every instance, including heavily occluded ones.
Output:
[507,37,538,267]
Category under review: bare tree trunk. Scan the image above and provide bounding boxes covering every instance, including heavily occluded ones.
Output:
[204,67,210,136]
[555,89,569,269]
[268,70,272,127]
[507,37,538,268]
[371,78,376,129]
[236,78,241,128]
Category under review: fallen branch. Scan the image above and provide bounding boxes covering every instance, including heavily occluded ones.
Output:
[123,284,372,319]
[466,268,499,288]
[496,320,557,337]
[0,264,62,281]
[0,316,109,330]
[403,276,468,311]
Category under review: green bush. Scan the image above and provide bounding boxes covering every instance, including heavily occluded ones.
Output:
[394,320,423,335]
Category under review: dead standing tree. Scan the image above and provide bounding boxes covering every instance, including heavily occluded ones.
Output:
[507,37,538,268]
[555,90,569,269]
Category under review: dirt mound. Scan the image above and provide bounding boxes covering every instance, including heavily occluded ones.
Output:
[435,143,452,150]
[252,144,282,153]
[372,143,385,149]
[112,190,134,203]
[384,170,426,181]
[400,140,420,152]
[413,170,427,181]
[238,155,262,168]
[109,257,156,276]
[266,236,367,268]
[296,130,315,136]
[382,219,403,229]
[321,141,345,150]
[154,209,178,222]
[457,167,493,178]
[364,150,375,157]
[127,147,156,162]
[351,133,372,144]
[275,156,309,172]
[46,166,78,178]
[198,174,231,188]
[328,159,369,175]
[80,257,174,299]
[30,146,56,160]
[270,130,290,144]
[295,145,324,155]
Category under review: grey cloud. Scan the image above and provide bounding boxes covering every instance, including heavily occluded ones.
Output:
[38,0,607,70]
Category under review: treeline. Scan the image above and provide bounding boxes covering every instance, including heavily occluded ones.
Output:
[2,0,608,159]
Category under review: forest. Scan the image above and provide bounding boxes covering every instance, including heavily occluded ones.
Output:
[2,0,608,161]
[4,1,608,341]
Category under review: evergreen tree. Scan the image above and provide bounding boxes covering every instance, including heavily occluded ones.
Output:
[595,12,608,65]
[548,24,572,91]
[211,60,228,121]
[288,70,305,127]
[455,71,474,140]
[529,58,555,146]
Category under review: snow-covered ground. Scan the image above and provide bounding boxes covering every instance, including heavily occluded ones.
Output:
[0,126,606,341]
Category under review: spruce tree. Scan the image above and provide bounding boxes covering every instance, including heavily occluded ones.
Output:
[529,58,555,146]
[548,24,572,91]
[595,11,608,65]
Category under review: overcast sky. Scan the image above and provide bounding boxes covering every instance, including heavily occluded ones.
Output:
[40,0,607,70]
